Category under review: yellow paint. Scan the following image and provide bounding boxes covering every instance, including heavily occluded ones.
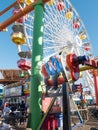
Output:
[80,66,93,71]
[11,32,26,45]
[79,34,86,40]
[25,0,34,5]
[65,12,73,19]
[47,0,54,6]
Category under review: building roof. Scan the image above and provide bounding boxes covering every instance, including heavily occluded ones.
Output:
[0,69,25,85]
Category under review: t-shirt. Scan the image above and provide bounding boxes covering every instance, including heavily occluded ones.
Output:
[3,107,11,116]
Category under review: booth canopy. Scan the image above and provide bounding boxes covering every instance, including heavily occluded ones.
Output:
[0,69,27,85]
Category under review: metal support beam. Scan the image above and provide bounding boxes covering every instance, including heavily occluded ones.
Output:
[0,0,49,31]
[94,75,98,106]
[80,66,93,71]
[37,87,61,130]
[0,1,18,16]
[63,82,71,130]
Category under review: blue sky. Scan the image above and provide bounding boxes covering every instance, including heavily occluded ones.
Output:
[0,0,98,69]
[70,0,98,56]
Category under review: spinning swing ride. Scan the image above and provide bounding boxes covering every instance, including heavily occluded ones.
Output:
[0,0,98,129]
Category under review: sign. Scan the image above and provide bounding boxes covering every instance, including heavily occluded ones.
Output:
[23,82,30,95]
[4,86,22,97]
[41,56,66,86]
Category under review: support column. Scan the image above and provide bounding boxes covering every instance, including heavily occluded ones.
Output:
[63,82,71,130]
[29,1,44,129]
[94,75,98,106]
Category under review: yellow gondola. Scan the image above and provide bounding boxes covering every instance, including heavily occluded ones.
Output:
[25,0,33,5]
[66,11,73,19]
[47,0,54,6]
[65,8,73,19]
[11,32,26,45]
[79,31,86,40]
[80,34,86,40]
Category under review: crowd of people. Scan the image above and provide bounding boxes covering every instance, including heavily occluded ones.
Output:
[1,100,29,125]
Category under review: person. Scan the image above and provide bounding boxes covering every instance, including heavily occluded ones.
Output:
[20,100,26,114]
[17,102,21,111]
[3,103,11,117]
[10,103,17,112]
[20,100,26,124]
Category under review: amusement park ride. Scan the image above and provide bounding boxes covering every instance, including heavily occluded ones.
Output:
[0,0,98,130]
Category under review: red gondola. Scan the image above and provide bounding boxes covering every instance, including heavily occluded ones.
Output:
[84,46,91,51]
[17,59,31,70]
[13,8,23,23]
[73,19,80,29]
[13,8,28,23]
[57,1,64,11]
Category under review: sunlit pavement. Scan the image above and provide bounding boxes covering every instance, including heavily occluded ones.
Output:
[0,119,28,130]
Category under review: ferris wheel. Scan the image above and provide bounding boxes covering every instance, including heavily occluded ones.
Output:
[10,0,95,97]
[11,0,93,58]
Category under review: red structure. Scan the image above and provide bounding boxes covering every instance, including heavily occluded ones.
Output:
[66,53,98,106]
[66,53,80,81]
[17,59,31,70]
[57,1,65,11]
[90,69,98,106]
[94,74,98,105]
[73,19,80,29]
